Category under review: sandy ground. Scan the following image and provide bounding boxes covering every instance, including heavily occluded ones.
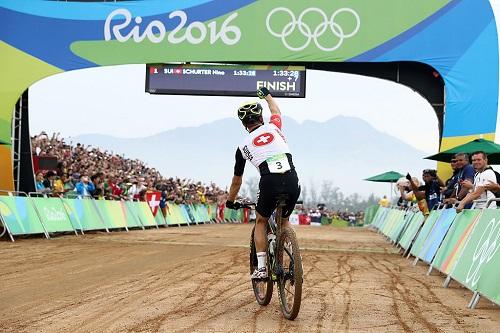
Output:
[0,224,499,333]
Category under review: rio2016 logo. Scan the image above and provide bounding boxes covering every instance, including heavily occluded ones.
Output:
[465,217,500,288]
[104,9,241,45]
[266,7,360,52]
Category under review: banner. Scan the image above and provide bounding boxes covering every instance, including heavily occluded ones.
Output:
[154,210,167,226]
[93,200,128,230]
[398,212,425,250]
[417,208,457,263]
[0,196,46,236]
[62,198,107,231]
[389,210,415,243]
[432,209,481,275]
[409,209,441,257]
[363,205,379,225]
[133,201,158,227]
[371,207,389,229]
[30,197,75,233]
[450,209,500,293]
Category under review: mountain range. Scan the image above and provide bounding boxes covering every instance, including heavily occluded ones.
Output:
[71,115,435,197]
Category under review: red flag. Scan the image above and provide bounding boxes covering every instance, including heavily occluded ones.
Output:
[146,191,162,216]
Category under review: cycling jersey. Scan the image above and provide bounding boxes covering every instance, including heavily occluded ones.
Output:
[234,115,295,176]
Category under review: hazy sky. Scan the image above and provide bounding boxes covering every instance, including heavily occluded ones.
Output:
[27,1,500,196]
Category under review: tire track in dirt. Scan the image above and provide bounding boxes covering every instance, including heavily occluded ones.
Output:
[365,255,441,333]
[381,258,463,326]
[125,249,250,333]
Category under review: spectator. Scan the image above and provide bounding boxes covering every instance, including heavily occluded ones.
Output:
[457,151,498,212]
[35,172,47,193]
[75,175,95,197]
[444,153,475,207]
[62,173,75,192]
[441,158,459,200]
[42,171,57,193]
[378,195,390,207]
[407,170,443,216]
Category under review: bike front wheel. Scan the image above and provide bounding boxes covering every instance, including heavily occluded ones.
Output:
[249,226,273,305]
[277,226,303,320]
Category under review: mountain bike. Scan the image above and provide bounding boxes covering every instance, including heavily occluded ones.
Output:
[239,194,303,320]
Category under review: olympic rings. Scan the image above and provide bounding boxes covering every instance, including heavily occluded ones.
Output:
[266,7,360,52]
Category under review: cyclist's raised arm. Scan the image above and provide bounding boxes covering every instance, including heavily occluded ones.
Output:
[258,87,280,116]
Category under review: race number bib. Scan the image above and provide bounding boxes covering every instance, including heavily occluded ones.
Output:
[266,153,291,173]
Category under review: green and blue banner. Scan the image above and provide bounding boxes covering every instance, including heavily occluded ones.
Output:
[417,208,457,263]
[30,197,74,233]
[398,212,425,250]
[62,198,107,231]
[0,196,46,236]
[450,209,500,295]
[432,209,481,275]
[410,209,442,257]
[0,0,498,190]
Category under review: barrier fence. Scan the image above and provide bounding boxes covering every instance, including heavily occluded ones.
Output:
[369,203,500,309]
[0,194,244,242]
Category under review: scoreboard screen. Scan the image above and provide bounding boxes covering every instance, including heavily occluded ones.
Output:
[146,64,306,98]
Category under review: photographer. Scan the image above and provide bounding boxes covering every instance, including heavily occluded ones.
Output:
[396,176,419,208]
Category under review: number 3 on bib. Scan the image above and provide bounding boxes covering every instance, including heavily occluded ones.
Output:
[266,154,291,173]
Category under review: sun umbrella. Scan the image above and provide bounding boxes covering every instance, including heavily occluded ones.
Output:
[364,171,404,201]
[424,138,500,164]
[364,171,404,183]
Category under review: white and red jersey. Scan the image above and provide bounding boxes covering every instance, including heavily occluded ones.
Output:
[234,115,294,175]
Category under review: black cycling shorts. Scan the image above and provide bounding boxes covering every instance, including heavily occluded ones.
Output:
[256,169,301,218]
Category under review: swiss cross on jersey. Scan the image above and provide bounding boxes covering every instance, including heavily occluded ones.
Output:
[253,133,274,146]
[238,119,291,170]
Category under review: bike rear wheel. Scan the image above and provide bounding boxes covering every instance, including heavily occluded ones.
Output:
[249,226,273,305]
[277,226,303,320]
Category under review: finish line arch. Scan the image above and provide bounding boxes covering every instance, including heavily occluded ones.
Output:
[0,0,498,191]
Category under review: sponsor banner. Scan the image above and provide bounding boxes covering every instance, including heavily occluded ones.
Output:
[121,201,144,228]
[450,209,500,292]
[0,196,45,235]
[62,198,106,231]
[384,210,405,239]
[389,210,415,243]
[372,207,389,229]
[169,204,189,225]
[363,205,379,225]
[289,213,299,225]
[417,208,457,263]
[378,208,394,232]
[134,201,157,227]
[476,217,500,304]
[93,200,128,230]
[30,197,74,233]
[154,210,167,226]
[409,209,441,257]
[398,212,425,250]
[432,209,481,275]
[180,204,196,224]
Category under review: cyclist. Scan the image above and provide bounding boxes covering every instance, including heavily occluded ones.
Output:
[225,87,301,279]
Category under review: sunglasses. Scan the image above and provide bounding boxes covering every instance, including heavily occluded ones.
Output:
[238,103,261,120]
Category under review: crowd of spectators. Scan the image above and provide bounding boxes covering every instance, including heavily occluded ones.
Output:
[395,151,500,215]
[31,132,227,205]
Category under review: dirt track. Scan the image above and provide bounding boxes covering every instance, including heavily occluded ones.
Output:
[0,225,499,333]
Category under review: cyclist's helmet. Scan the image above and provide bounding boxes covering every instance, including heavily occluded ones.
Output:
[237,102,263,127]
